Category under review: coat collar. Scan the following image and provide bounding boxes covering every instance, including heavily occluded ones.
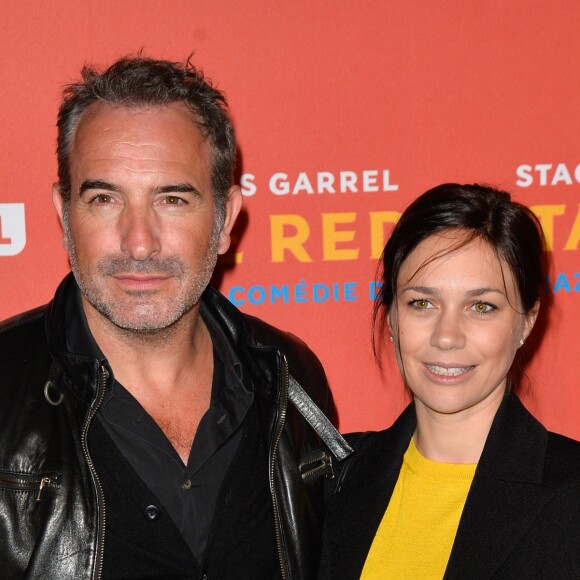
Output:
[445,393,553,578]
[44,274,271,403]
[320,406,416,579]
[44,274,103,404]
[322,394,553,579]
[46,274,250,361]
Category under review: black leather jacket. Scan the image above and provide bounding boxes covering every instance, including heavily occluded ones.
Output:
[0,274,348,579]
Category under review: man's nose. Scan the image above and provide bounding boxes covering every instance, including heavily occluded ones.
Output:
[430,309,466,350]
[118,205,161,261]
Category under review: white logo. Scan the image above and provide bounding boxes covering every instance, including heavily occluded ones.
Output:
[0,203,26,256]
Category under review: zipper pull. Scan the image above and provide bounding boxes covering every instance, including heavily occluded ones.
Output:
[36,477,52,503]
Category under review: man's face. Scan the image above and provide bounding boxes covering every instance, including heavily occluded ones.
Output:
[53,102,240,333]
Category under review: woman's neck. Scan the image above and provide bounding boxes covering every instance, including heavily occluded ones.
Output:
[412,388,505,464]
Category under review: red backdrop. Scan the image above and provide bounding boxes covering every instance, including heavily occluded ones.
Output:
[1,1,579,439]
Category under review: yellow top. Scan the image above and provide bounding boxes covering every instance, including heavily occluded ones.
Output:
[361,438,476,580]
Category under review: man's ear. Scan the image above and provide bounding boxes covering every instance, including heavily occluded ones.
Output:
[217,186,243,255]
[52,183,68,251]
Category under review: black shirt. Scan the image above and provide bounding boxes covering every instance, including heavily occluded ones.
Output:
[66,290,254,562]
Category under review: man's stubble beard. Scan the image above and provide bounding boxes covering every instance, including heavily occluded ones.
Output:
[63,204,221,337]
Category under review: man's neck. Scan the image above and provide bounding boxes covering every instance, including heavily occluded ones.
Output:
[84,299,215,463]
[83,298,211,398]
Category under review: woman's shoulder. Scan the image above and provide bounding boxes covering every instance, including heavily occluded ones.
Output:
[544,430,580,486]
[325,430,391,497]
[326,406,417,496]
[342,403,417,451]
[343,407,415,461]
[342,430,390,452]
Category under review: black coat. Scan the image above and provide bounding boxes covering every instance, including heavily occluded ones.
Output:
[319,393,580,579]
[0,274,343,580]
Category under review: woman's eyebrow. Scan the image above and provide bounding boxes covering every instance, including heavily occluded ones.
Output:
[399,286,506,297]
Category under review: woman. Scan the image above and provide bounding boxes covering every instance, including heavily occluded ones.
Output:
[319,183,580,579]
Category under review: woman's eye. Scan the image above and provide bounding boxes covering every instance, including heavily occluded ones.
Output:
[473,302,494,314]
[410,299,431,310]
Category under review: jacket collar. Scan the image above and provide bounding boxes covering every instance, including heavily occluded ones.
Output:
[45,274,103,404]
[477,391,547,483]
[324,394,553,579]
[321,406,416,578]
[445,393,553,578]
[44,274,262,402]
[201,285,253,348]
[201,285,281,400]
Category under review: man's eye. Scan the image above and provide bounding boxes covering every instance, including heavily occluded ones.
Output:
[163,196,185,205]
[91,194,113,204]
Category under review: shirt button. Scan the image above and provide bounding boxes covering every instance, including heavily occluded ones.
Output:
[181,479,192,490]
[144,505,160,521]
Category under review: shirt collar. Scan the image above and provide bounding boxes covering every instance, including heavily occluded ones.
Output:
[63,284,247,397]
[64,283,107,362]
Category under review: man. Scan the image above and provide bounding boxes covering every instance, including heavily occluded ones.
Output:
[0,56,351,579]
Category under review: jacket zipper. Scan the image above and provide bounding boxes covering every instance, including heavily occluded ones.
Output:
[82,365,109,580]
[270,354,290,580]
[0,473,59,502]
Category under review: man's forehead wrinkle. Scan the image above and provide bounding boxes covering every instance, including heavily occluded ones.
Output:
[81,141,183,155]
[77,141,208,165]
[98,165,167,175]
[81,155,197,165]
[75,148,206,172]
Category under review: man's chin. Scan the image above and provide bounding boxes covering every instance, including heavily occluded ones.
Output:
[79,284,203,334]
[104,309,185,333]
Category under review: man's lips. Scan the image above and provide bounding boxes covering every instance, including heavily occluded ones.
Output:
[113,274,172,290]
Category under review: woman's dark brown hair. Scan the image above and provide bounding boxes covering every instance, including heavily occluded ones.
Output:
[374,183,548,388]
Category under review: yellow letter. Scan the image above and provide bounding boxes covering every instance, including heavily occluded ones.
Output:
[565,203,580,250]
[530,204,565,251]
[322,213,359,261]
[271,215,312,262]
[370,211,401,258]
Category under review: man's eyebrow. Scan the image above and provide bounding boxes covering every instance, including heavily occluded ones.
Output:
[78,181,202,197]
[155,183,201,196]
[79,180,120,196]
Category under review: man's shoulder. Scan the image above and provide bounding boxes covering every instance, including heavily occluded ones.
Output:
[0,305,48,346]
[0,305,52,403]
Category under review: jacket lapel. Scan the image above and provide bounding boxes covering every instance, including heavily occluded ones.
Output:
[320,405,416,579]
[445,394,554,579]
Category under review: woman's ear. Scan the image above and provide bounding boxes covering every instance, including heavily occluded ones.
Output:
[386,308,397,341]
[522,300,540,343]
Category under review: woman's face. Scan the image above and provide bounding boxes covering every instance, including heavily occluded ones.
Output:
[388,231,537,420]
